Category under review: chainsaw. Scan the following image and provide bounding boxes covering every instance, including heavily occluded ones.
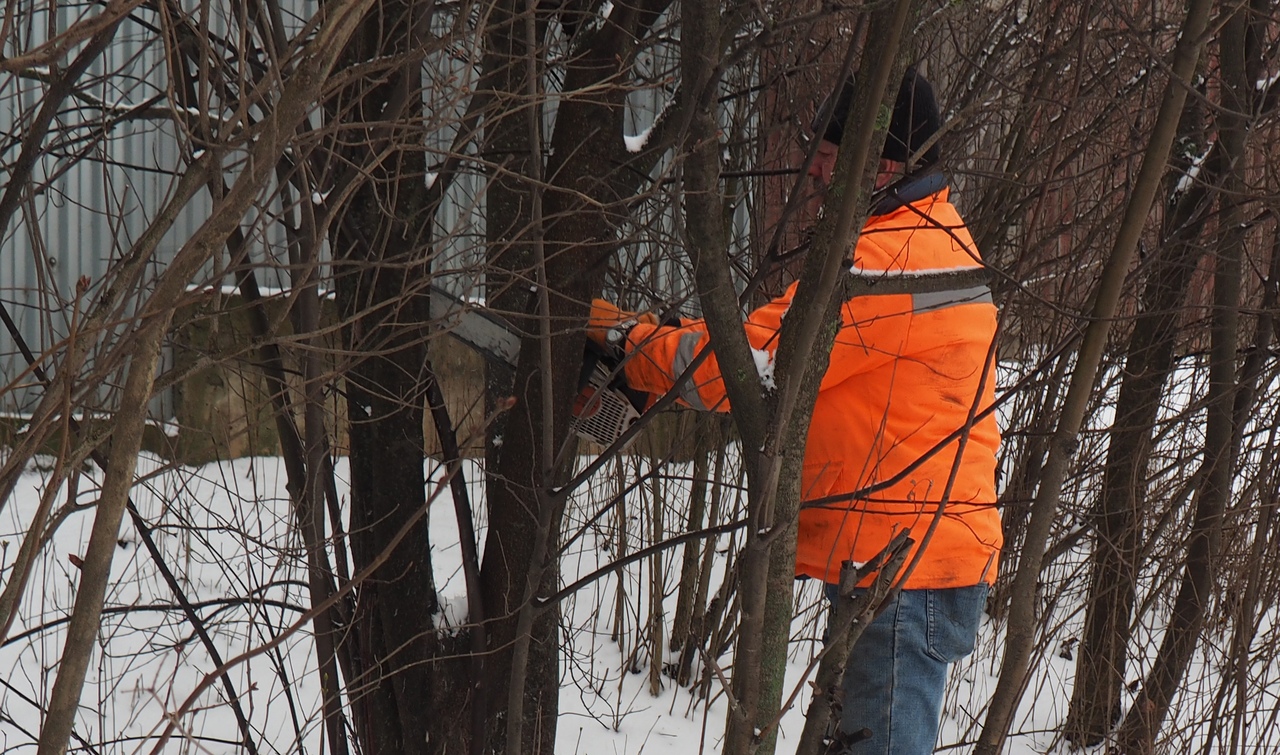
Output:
[429,286,650,447]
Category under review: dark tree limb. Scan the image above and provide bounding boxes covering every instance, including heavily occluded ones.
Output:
[975,0,1216,749]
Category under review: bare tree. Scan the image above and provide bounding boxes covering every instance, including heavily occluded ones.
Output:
[5,2,1280,755]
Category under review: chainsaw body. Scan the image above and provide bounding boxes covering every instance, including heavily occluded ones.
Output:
[430,287,646,447]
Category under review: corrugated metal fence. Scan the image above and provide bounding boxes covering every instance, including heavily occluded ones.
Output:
[1,2,731,424]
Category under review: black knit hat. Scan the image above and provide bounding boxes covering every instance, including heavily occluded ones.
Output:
[819,67,941,167]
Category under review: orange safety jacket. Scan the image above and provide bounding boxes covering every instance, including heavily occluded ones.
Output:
[621,185,1001,589]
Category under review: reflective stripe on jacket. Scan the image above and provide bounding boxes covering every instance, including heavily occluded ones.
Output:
[622,187,1001,589]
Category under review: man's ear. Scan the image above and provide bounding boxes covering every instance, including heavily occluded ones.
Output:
[873,159,908,190]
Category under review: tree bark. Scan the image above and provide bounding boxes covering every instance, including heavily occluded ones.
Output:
[1114,6,1250,750]
[478,3,674,751]
[678,2,770,750]
[693,1,920,751]
[974,0,1215,750]
[37,318,168,755]
[1065,90,1216,747]
[671,425,713,653]
[326,2,442,751]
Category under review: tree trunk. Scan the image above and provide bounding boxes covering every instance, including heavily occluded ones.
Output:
[478,4,671,751]
[329,3,442,751]
[670,429,712,653]
[1204,234,1280,752]
[677,3,770,750]
[703,2,920,750]
[989,351,1067,621]
[38,318,168,755]
[1114,7,1250,750]
[974,0,1215,748]
[1065,89,1216,746]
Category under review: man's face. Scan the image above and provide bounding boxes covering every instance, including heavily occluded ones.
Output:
[808,139,840,190]
[804,139,840,219]
[806,140,905,213]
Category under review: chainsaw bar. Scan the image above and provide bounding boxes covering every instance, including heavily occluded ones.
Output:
[429,287,521,369]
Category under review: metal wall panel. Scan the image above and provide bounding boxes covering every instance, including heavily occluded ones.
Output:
[0,2,280,418]
[1,2,742,423]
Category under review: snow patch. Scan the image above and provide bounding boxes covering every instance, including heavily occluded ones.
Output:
[622,96,673,153]
[1174,145,1211,196]
[184,283,337,299]
[434,592,469,636]
[623,127,653,153]
[752,347,776,391]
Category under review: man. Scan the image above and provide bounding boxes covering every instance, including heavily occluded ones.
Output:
[590,69,1001,754]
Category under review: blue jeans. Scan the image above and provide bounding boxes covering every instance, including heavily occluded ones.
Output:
[823,583,988,754]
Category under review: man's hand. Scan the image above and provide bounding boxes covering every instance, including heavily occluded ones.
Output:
[587,299,658,350]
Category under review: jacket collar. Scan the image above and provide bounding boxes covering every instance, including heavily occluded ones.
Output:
[869,169,947,216]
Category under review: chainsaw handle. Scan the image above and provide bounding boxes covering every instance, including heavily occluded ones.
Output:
[581,340,650,414]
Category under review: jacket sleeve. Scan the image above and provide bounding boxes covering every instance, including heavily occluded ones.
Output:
[621,286,910,411]
[621,294,787,411]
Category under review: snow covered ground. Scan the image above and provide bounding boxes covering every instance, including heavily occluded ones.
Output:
[0,451,1269,753]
